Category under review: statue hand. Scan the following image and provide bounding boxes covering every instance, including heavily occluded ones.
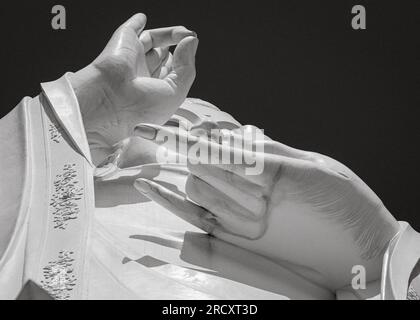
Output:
[133,123,399,289]
[68,13,198,165]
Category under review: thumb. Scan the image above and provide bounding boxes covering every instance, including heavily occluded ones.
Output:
[166,36,199,90]
[122,13,147,35]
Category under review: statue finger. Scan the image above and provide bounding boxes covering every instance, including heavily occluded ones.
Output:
[188,163,267,217]
[186,175,266,239]
[134,178,218,234]
[146,47,170,75]
[140,26,196,52]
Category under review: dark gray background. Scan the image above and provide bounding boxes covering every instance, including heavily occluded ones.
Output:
[0,0,419,229]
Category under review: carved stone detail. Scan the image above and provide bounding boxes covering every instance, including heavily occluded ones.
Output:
[50,164,83,230]
[40,251,76,300]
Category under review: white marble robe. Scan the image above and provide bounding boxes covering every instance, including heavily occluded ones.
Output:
[0,74,419,300]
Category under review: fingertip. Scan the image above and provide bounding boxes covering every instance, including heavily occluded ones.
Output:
[169,36,198,87]
[124,13,147,33]
[135,12,147,23]
[187,35,199,53]
[172,26,198,42]
[133,13,147,25]
[174,36,199,63]
[134,178,152,194]
[134,123,159,140]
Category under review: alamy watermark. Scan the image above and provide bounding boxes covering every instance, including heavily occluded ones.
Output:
[51,4,367,31]
[51,5,66,30]
[152,122,266,176]
[351,5,366,30]
[351,265,367,290]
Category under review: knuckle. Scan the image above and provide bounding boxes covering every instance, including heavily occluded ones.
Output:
[305,151,326,164]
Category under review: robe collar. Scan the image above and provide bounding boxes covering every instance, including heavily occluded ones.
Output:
[381,221,420,299]
[41,73,93,166]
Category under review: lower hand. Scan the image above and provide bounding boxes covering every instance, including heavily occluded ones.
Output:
[133,123,400,289]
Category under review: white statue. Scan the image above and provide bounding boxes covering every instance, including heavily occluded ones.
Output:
[0,13,419,300]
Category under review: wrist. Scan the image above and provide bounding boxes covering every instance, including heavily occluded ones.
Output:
[68,64,111,120]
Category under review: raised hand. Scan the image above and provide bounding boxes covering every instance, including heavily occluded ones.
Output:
[68,13,199,165]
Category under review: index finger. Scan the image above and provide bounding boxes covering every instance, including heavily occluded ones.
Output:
[140,26,197,52]
[134,122,197,152]
[134,178,218,234]
[134,123,303,186]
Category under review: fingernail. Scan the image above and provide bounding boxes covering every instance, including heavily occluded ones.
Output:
[134,179,152,194]
[134,124,158,140]
[183,28,197,38]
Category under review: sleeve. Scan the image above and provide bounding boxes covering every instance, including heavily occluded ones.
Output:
[380,221,420,300]
[0,74,94,299]
[0,97,34,298]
